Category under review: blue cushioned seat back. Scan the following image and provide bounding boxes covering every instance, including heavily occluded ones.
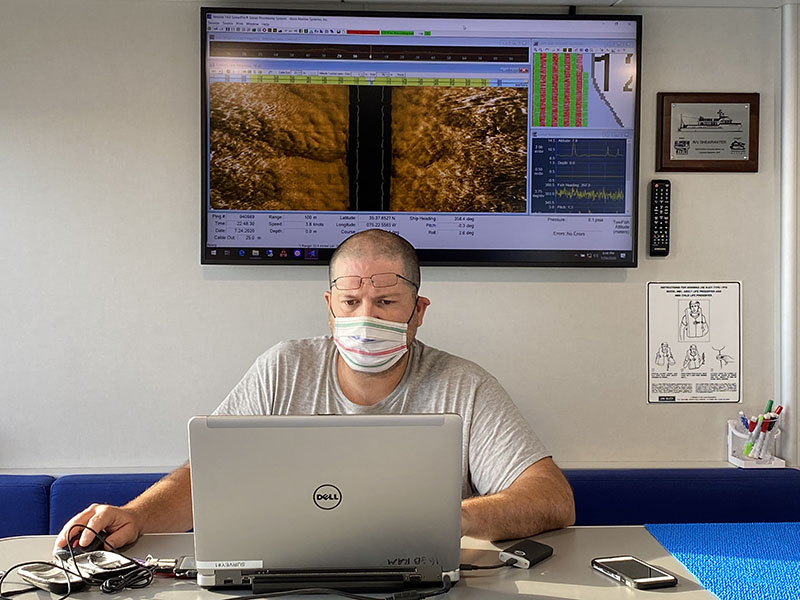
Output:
[0,475,55,538]
[564,468,800,525]
[48,473,166,535]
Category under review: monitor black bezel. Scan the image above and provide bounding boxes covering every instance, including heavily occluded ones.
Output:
[200,7,642,268]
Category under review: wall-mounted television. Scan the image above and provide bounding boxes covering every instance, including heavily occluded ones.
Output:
[201,8,641,266]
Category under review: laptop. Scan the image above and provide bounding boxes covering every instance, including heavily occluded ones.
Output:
[188,413,462,592]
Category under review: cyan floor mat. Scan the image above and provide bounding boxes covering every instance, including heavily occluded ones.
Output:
[646,522,800,600]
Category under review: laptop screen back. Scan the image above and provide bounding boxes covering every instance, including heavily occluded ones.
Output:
[188,414,462,584]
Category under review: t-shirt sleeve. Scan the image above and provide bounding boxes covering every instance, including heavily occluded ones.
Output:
[466,377,551,496]
[212,354,272,416]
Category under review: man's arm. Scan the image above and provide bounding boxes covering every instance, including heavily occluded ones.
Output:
[53,462,193,551]
[460,457,575,541]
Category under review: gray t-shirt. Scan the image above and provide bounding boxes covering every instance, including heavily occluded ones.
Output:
[213,336,550,498]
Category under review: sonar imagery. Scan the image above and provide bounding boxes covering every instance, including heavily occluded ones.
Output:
[209,83,349,211]
[390,86,528,213]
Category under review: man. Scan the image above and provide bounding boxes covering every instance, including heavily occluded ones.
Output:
[55,229,574,552]
[683,344,705,370]
[680,300,709,341]
[654,341,676,371]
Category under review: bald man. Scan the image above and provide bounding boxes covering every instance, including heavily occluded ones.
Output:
[55,230,574,552]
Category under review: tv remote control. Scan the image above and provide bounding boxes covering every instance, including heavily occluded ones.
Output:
[649,180,671,256]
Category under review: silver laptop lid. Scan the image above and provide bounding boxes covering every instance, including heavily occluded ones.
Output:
[188,414,462,581]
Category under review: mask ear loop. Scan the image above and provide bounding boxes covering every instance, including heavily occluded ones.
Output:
[404,295,419,325]
[328,283,340,319]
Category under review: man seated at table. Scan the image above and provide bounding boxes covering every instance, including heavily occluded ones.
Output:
[55,229,575,551]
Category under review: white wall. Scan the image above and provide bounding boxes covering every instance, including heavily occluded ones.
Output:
[0,0,787,471]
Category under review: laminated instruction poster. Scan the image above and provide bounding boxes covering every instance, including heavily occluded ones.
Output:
[647,282,741,403]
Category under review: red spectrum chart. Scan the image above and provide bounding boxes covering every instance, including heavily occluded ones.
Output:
[533,53,588,127]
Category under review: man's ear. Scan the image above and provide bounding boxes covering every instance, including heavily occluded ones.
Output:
[324,291,335,334]
[413,295,431,327]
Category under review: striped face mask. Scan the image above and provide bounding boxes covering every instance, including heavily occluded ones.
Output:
[333,316,409,373]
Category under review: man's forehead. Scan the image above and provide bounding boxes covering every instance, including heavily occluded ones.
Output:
[331,253,404,278]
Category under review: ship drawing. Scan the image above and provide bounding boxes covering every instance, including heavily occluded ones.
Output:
[678,109,743,132]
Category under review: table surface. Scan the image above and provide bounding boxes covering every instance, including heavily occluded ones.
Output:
[0,527,715,599]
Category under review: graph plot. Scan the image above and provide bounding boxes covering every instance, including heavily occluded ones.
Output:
[532,138,627,213]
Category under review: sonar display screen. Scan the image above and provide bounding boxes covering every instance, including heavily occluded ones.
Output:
[201,9,641,266]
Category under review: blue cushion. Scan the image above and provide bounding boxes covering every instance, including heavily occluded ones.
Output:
[0,474,55,537]
[48,473,166,535]
[564,468,800,525]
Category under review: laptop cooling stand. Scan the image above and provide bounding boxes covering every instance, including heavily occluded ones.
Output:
[249,565,443,593]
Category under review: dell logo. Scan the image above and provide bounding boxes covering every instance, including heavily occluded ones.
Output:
[313,484,342,510]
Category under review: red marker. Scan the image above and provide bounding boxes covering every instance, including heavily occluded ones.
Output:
[760,407,784,460]
[751,418,771,458]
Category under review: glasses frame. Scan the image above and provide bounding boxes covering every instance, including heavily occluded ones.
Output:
[329,272,419,291]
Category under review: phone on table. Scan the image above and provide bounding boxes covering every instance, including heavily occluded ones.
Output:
[591,555,678,589]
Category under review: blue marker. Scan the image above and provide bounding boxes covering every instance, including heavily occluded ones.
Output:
[738,411,748,431]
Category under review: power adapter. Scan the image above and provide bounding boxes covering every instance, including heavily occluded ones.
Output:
[498,539,553,569]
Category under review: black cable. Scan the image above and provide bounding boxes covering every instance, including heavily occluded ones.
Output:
[0,586,37,598]
[413,574,452,598]
[62,524,155,594]
[98,564,154,593]
[459,558,517,571]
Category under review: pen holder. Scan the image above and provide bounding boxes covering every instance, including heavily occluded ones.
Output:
[727,420,785,468]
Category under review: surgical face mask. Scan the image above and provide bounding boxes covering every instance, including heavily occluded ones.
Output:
[333,315,409,373]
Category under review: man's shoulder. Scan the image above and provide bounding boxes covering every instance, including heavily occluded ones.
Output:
[413,341,494,380]
[256,336,334,363]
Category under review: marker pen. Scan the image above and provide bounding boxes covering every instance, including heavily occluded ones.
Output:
[744,416,757,439]
[755,418,775,459]
[760,406,783,460]
[751,418,771,459]
[738,411,748,432]
[764,399,774,415]
[743,415,763,457]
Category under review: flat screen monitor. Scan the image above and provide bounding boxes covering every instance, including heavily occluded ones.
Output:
[201,8,641,266]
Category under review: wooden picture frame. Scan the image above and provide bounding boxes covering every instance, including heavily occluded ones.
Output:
[655,92,759,172]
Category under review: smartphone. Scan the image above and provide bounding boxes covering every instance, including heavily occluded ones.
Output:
[591,556,678,589]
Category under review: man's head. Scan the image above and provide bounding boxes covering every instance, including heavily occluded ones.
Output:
[328,229,420,290]
[324,230,430,367]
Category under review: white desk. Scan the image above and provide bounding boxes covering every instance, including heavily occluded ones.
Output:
[0,528,716,599]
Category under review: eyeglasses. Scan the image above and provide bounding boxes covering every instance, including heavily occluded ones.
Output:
[330,272,419,291]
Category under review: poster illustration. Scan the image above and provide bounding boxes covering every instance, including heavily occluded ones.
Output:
[647,282,741,403]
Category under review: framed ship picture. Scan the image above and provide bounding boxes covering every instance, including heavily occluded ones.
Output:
[656,92,759,172]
